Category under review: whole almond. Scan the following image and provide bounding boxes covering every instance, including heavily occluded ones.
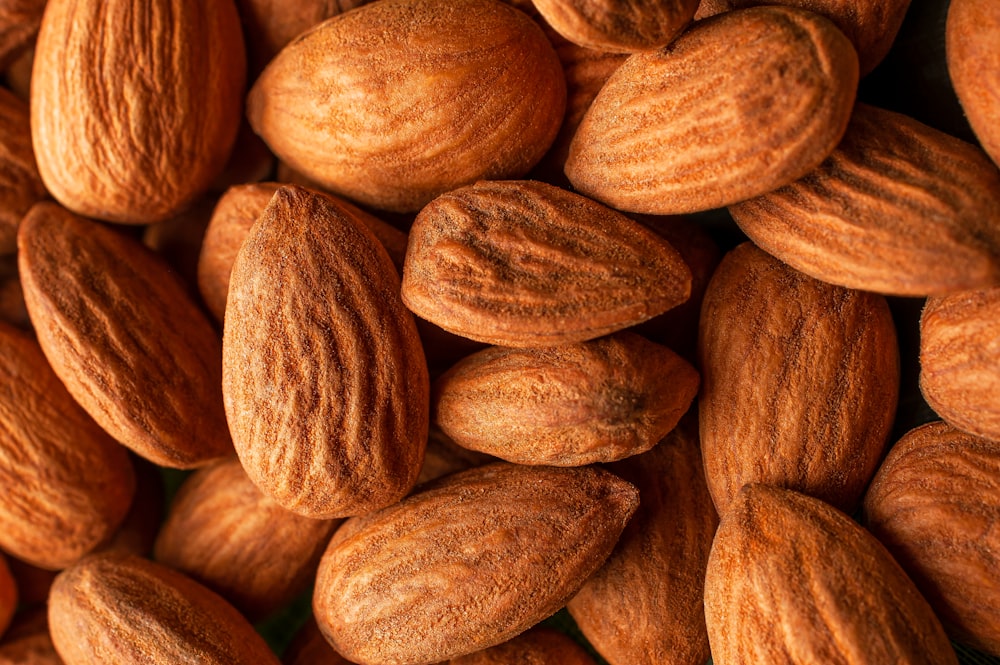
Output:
[947,0,1000,168]
[17,202,233,469]
[531,0,699,52]
[0,87,45,255]
[566,6,858,214]
[699,243,898,516]
[451,626,596,664]
[401,180,692,347]
[313,462,639,664]
[48,553,280,665]
[433,332,699,466]
[0,555,13,639]
[31,0,245,223]
[223,185,428,519]
[705,484,958,664]
[247,0,566,212]
[729,104,1000,296]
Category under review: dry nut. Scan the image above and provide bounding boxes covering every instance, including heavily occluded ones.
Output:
[531,0,699,52]
[947,0,1000,167]
[0,87,45,255]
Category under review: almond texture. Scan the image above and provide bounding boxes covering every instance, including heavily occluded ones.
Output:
[947,0,1000,167]
[451,626,596,664]
[0,86,45,255]
[531,0,699,52]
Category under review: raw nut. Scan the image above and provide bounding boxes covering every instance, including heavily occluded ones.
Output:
[0,321,135,570]
[433,332,699,466]
[153,458,339,621]
[48,553,280,665]
[31,0,246,223]
[313,462,639,664]
[565,6,858,214]
[0,255,29,330]
[17,202,233,469]
[729,104,1000,296]
[223,185,429,519]
[947,0,1000,167]
[283,616,352,665]
[451,626,596,664]
[864,421,1000,655]
[699,242,899,516]
[705,484,958,664]
[530,0,699,52]
[0,0,44,70]
[0,609,62,664]
[0,86,46,256]
[246,0,566,212]
[920,288,1000,441]
[0,555,13,639]
[401,180,692,347]
[567,414,717,665]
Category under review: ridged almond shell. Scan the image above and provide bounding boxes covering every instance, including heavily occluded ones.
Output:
[947,0,1000,168]
[451,626,596,665]
[531,0,699,52]
[0,87,45,255]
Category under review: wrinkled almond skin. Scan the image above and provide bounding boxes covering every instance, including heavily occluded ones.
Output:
[434,332,699,466]
[531,0,698,52]
[0,87,46,255]
[566,6,858,214]
[18,203,232,469]
[920,289,1000,441]
[568,415,717,665]
[0,322,135,570]
[153,458,339,621]
[31,0,245,223]
[699,243,899,516]
[730,104,1000,296]
[0,555,13,639]
[283,617,352,665]
[223,186,428,519]
[705,485,958,664]
[402,180,692,347]
[451,626,596,664]
[314,463,639,665]
[247,0,565,213]
[947,0,1000,168]
[48,553,280,665]
[0,0,44,70]
[864,422,1000,655]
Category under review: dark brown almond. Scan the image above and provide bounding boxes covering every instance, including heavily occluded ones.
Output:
[142,195,216,295]
[17,202,233,469]
[3,559,54,609]
[531,0,699,52]
[97,456,163,558]
[0,87,46,255]
[451,626,596,664]
[0,555,13,639]
[313,463,639,664]
[416,426,497,486]
[0,0,44,70]
[947,0,1000,168]
[401,180,692,347]
[0,609,62,665]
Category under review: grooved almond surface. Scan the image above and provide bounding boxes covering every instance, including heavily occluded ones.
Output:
[401,180,691,347]
[947,0,1000,168]
[698,243,899,516]
[531,0,699,52]
[565,6,858,214]
[705,485,958,664]
[223,185,428,519]
[729,104,1000,296]
[0,87,45,255]
[17,202,233,469]
[451,626,596,664]
[313,463,639,665]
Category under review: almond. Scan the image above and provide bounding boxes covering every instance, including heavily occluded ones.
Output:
[401,180,692,347]
[699,242,898,515]
[947,0,1000,168]
[283,616,352,665]
[705,484,958,664]
[531,0,699,52]
[565,6,858,214]
[0,0,44,70]
[0,555,13,639]
[313,462,639,664]
[0,609,61,664]
[97,456,163,558]
[416,426,496,486]
[31,0,245,223]
[0,86,45,256]
[451,626,596,664]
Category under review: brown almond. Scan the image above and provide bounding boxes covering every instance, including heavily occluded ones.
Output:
[97,456,163,558]
[705,484,958,664]
[416,426,497,486]
[0,87,46,256]
[729,104,1000,296]
[0,609,62,665]
[565,6,858,214]
[17,202,233,469]
[451,626,596,664]
[48,553,279,665]
[401,180,692,347]
[142,195,216,295]
[947,0,1000,168]
[0,555,13,639]
[433,332,699,466]
[531,0,699,52]
[699,243,899,516]
[283,616,353,665]
[0,0,43,70]
[313,462,639,664]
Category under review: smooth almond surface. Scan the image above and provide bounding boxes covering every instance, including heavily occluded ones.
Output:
[947,0,1000,167]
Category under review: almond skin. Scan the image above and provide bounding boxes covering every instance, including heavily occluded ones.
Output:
[223,185,429,519]
[566,6,858,214]
[947,0,1000,168]
[0,554,13,639]
[48,553,280,665]
[313,462,639,665]
[531,0,699,52]
[729,104,1000,296]
[247,0,566,213]
[0,86,46,255]
[451,626,596,664]
[433,332,699,466]
[699,243,899,516]
[401,180,692,347]
[17,202,233,469]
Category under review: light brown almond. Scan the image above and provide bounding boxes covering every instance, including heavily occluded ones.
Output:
[947,0,1000,168]
[531,0,699,52]
[450,626,596,664]
[0,87,46,256]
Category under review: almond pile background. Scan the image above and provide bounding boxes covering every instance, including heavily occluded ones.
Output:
[0,0,997,664]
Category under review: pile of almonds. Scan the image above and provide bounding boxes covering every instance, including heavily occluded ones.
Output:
[0,0,998,663]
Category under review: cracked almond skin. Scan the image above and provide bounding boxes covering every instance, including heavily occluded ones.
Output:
[223,185,428,519]
[31,0,246,224]
[566,6,858,215]
[705,485,959,664]
[729,104,1000,296]
[864,422,1000,656]
[17,202,233,469]
[401,180,692,347]
[451,626,596,664]
[699,243,899,516]
[433,332,699,466]
[0,555,13,639]
[0,322,135,570]
[0,87,46,255]
[531,0,699,52]
[313,462,639,665]
[947,0,1000,168]
[48,553,280,665]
